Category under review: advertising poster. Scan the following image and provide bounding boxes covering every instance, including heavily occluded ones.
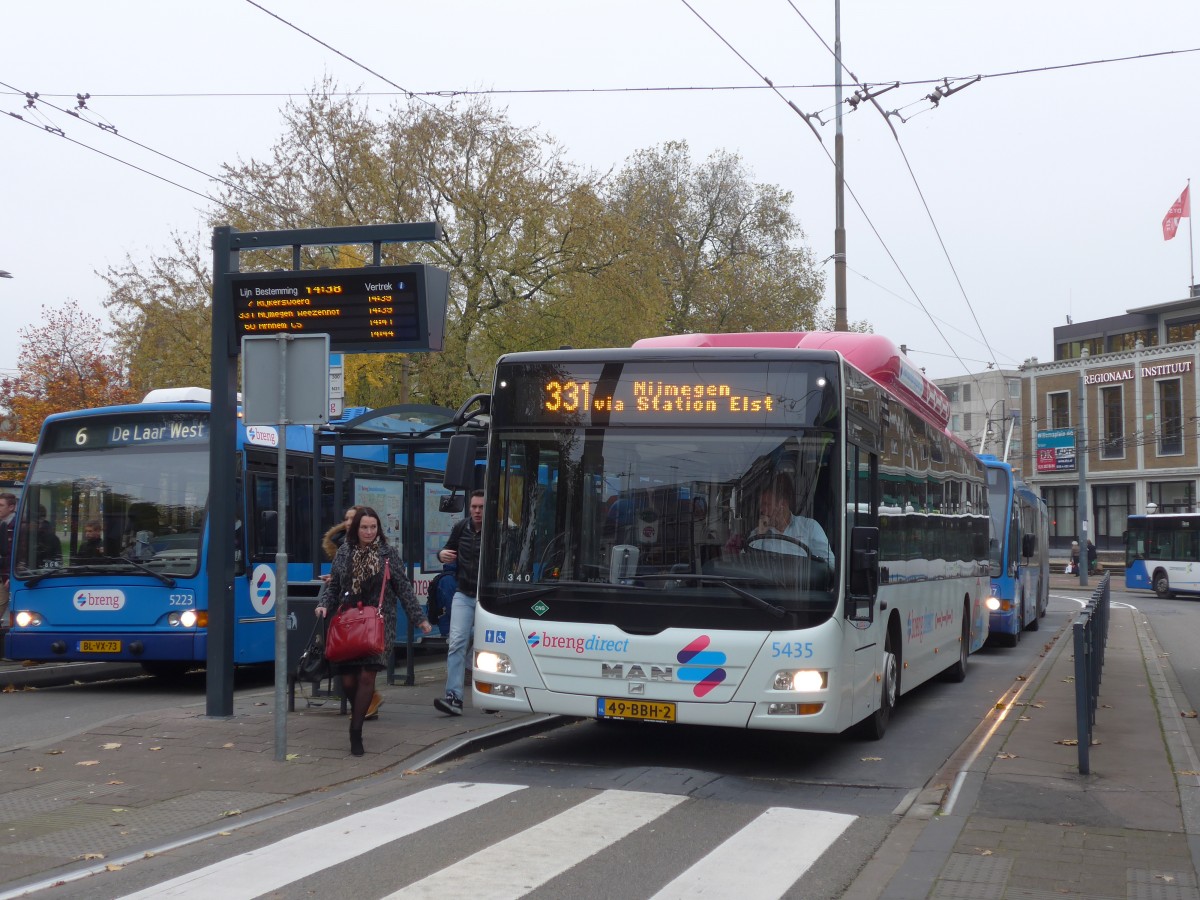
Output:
[353,477,404,546]
[424,482,463,571]
[1035,428,1076,473]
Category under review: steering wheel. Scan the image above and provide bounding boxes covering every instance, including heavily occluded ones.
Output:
[745,532,813,557]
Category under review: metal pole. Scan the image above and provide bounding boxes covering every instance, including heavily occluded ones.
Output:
[274,336,290,761]
[1077,368,1089,588]
[207,228,238,718]
[833,0,847,332]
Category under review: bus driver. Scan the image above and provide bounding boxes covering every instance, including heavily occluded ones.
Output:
[751,473,834,566]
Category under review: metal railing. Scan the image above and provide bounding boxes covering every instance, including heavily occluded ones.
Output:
[1073,571,1111,774]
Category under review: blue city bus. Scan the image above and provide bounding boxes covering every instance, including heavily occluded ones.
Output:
[2,389,470,674]
[981,455,1049,646]
[1125,513,1200,598]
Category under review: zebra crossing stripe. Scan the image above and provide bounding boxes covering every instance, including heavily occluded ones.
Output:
[384,789,686,899]
[649,806,857,899]
[117,782,525,900]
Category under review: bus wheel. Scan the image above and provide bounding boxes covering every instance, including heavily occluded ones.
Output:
[1155,571,1174,599]
[944,601,970,682]
[857,628,898,740]
[140,662,193,680]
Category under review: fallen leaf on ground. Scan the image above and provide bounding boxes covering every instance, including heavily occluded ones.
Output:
[222,743,235,749]
[996,752,1018,759]
[28,766,43,772]
[1018,716,1031,721]
[1061,677,1075,683]
[100,742,121,750]
[1177,770,1200,776]
[218,831,232,837]
[860,756,883,762]
[221,809,242,818]
[1015,674,1026,681]
[105,864,123,872]
[1155,874,1177,883]
[76,760,99,766]
[1055,739,1079,746]
[285,753,300,761]
[149,747,163,751]
[143,852,156,859]
[978,849,993,856]
[2,684,13,693]
[46,749,64,755]
[1182,711,1198,718]
[79,853,105,861]
[106,780,124,785]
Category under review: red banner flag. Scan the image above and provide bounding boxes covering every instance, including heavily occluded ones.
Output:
[1163,185,1190,240]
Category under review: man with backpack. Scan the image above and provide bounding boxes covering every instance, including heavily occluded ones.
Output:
[433,490,483,716]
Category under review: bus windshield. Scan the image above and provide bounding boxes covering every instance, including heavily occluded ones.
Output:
[985,466,1011,574]
[16,413,209,578]
[485,426,839,631]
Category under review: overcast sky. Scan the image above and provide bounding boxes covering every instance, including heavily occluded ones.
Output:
[3,1,1198,385]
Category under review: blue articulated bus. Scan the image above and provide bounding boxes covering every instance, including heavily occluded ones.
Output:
[3,389,473,674]
[980,454,1049,646]
[1125,513,1200,598]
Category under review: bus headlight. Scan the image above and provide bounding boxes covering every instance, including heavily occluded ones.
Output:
[774,669,827,691]
[180,609,198,627]
[475,650,512,675]
[14,610,43,627]
[985,596,1001,611]
[168,610,203,627]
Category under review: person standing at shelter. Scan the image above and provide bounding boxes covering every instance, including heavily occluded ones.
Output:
[434,489,484,716]
[317,506,432,756]
[0,492,16,627]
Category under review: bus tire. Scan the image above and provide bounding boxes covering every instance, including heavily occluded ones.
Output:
[856,621,898,740]
[944,600,970,682]
[1154,570,1174,599]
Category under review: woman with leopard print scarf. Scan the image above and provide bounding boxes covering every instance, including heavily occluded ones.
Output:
[317,506,431,756]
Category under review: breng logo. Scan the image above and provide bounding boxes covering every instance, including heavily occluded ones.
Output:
[73,589,125,611]
[249,564,276,615]
[677,635,727,697]
[527,631,541,648]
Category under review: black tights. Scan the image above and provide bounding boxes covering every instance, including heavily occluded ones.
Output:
[341,668,378,731]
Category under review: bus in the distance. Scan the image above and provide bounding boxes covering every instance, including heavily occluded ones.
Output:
[462,331,990,739]
[980,455,1049,645]
[3,389,467,674]
[1125,513,1200,597]
[0,439,35,495]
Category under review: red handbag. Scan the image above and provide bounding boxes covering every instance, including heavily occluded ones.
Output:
[325,560,389,663]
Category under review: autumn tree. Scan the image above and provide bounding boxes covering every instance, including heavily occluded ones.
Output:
[0,300,139,441]
[102,232,212,394]
[102,86,830,411]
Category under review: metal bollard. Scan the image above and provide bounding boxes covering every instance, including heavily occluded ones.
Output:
[1073,572,1111,774]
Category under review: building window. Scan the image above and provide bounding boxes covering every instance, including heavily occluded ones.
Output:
[961,383,972,402]
[1166,318,1200,344]
[1100,386,1124,459]
[1055,338,1105,360]
[963,412,972,431]
[951,414,961,432]
[1092,484,1133,551]
[1158,379,1184,455]
[1007,379,1021,399]
[944,385,959,403]
[1049,392,1070,429]
[1148,481,1194,514]
[1107,330,1158,352]
[1043,486,1077,549]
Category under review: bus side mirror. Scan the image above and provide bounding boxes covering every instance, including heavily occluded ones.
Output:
[439,494,465,514]
[1021,533,1036,559]
[444,434,478,491]
[847,525,880,621]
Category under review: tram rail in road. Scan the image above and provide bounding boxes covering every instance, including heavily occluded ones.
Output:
[0,656,146,689]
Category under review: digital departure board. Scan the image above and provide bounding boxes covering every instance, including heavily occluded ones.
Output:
[230,264,448,354]
[44,414,210,452]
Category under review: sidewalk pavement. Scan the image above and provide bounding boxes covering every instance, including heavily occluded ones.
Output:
[848,573,1200,900]
[0,660,559,896]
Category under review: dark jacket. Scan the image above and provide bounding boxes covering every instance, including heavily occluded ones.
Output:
[317,540,426,669]
[442,517,482,596]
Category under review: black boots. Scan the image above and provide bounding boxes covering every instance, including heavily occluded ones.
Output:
[349,727,364,757]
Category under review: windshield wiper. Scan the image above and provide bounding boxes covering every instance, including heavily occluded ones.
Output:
[22,557,176,588]
[635,573,787,618]
[495,580,645,606]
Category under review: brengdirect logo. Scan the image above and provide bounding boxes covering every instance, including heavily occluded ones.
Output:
[74,589,126,611]
[527,631,630,654]
[677,635,727,697]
